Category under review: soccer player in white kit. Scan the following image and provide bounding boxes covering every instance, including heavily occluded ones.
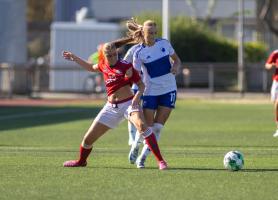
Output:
[265,49,278,137]
[126,19,181,168]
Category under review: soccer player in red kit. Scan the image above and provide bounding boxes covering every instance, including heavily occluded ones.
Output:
[265,49,278,137]
[62,41,167,170]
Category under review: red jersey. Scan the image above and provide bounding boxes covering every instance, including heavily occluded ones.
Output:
[97,59,141,96]
[266,50,278,81]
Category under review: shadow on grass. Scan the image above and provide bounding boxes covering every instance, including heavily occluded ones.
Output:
[242,168,278,172]
[0,105,102,131]
[82,166,276,172]
[87,167,278,172]
[167,167,278,172]
[84,166,227,171]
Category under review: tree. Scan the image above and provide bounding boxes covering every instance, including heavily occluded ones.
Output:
[185,0,217,22]
[258,0,278,36]
[27,0,53,22]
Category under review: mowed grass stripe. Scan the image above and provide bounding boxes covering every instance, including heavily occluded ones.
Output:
[1,146,278,156]
[0,108,92,121]
[1,100,278,200]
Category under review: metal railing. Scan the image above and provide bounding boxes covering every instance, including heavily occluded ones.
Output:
[0,62,273,98]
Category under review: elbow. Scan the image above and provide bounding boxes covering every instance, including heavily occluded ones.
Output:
[141,84,145,92]
[140,83,145,92]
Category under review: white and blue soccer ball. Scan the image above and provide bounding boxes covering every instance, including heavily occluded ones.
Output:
[223,151,244,171]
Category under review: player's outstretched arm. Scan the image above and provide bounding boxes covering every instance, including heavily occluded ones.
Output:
[62,51,99,72]
[265,63,274,70]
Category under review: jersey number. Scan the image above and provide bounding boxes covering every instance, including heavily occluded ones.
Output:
[170,92,176,106]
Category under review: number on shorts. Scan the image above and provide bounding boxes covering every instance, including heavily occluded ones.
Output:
[170,92,176,106]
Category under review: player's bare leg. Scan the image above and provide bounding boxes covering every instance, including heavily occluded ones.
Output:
[128,121,137,146]
[274,100,278,137]
[63,121,110,167]
[136,107,171,168]
[129,111,167,170]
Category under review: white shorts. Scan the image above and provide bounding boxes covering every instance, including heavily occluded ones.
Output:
[94,99,141,129]
[271,80,278,102]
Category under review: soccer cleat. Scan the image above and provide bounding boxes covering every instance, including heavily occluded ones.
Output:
[63,160,87,167]
[273,130,278,137]
[136,152,148,169]
[136,157,146,169]
[136,162,145,169]
[128,146,139,164]
[158,160,168,170]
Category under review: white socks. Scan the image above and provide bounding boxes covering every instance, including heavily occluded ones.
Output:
[128,121,137,146]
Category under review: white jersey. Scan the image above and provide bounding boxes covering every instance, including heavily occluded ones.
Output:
[133,38,177,96]
[124,44,141,90]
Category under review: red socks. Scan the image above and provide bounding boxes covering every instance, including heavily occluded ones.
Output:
[144,133,164,162]
[78,145,92,164]
[77,133,163,165]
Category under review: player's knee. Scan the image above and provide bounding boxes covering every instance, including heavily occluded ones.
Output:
[274,101,278,110]
[153,123,164,134]
[135,120,147,133]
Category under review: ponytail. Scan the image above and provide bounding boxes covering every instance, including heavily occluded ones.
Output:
[112,37,135,48]
[126,18,144,44]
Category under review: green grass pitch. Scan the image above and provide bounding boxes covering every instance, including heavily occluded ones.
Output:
[1,99,278,200]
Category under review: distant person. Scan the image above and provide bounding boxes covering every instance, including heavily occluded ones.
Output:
[265,49,278,137]
[61,40,168,170]
[126,19,181,168]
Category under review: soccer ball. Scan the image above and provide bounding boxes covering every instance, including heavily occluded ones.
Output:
[223,151,244,171]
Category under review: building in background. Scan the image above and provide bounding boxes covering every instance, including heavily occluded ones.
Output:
[54,0,91,22]
[51,0,122,92]
[50,21,121,92]
[53,0,267,43]
[0,0,27,64]
[0,0,27,94]
[50,0,274,92]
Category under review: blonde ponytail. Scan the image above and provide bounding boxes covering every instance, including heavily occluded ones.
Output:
[126,18,144,44]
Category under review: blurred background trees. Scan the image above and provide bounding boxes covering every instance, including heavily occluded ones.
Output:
[27,0,53,22]
[27,0,53,58]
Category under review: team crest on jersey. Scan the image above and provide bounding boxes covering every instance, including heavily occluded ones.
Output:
[146,55,151,59]
[161,47,166,52]
[106,73,117,84]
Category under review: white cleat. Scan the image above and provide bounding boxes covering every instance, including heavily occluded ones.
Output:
[136,160,145,169]
[136,156,146,169]
[273,130,278,137]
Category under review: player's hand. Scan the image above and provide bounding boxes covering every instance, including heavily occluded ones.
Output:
[131,96,140,108]
[170,65,178,75]
[62,51,75,61]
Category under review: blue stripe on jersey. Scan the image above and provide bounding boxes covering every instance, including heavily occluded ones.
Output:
[135,45,144,59]
[144,55,171,78]
[155,38,165,42]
